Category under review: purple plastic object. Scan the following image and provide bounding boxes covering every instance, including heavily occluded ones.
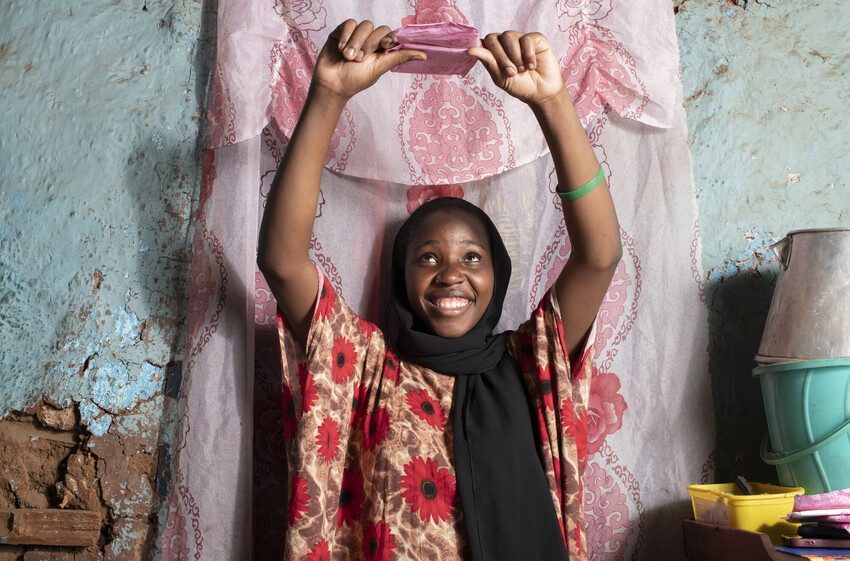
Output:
[795,489,850,512]
[388,22,480,76]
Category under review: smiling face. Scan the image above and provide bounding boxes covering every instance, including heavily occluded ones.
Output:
[404,208,495,339]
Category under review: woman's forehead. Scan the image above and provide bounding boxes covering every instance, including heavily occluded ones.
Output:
[409,209,490,249]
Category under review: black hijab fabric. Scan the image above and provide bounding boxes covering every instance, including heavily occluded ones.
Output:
[389,198,569,561]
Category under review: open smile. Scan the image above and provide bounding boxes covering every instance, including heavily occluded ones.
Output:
[426,296,474,317]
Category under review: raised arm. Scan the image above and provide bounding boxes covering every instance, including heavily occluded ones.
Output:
[468,31,622,358]
[257,19,426,345]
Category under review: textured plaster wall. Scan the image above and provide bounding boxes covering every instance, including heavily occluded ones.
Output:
[676,0,850,482]
[0,0,213,558]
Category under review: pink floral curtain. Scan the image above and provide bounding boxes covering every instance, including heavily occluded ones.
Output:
[162,1,715,560]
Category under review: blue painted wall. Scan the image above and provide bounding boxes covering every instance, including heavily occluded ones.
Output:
[1,0,210,431]
[0,0,214,557]
[676,0,850,482]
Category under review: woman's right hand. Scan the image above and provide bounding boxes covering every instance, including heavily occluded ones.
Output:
[311,19,427,101]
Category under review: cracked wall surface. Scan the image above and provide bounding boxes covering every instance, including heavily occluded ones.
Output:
[0,0,214,559]
[676,1,850,482]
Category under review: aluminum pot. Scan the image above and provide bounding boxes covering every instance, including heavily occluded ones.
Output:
[756,227,850,363]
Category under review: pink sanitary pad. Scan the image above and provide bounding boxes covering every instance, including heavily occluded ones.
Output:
[795,488,850,512]
[388,22,480,76]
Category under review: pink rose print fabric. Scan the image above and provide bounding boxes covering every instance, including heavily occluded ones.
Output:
[204,0,680,183]
[167,1,714,560]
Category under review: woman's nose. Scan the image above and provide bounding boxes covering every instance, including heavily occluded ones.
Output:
[436,264,464,285]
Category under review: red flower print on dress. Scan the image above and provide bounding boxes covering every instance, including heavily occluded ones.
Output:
[351,383,369,427]
[298,363,318,414]
[561,398,588,468]
[362,521,397,561]
[536,408,550,446]
[383,349,400,384]
[337,468,365,528]
[405,389,447,430]
[587,371,627,455]
[536,365,556,410]
[363,406,390,451]
[307,539,330,561]
[316,417,341,463]
[406,184,465,214]
[331,337,357,384]
[281,384,297,441]
[359,317,377,339]
[552,454,564,505]
[401,456,457,524]
[288,474,309,526]
[316,277,336,321]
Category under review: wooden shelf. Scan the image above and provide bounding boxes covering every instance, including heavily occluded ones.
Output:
[683,520,799,561]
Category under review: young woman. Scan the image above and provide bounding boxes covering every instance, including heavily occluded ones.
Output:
[258,18,622,561]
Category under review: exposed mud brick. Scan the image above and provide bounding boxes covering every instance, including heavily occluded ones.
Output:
[33,404,77,432]
[0,509,99,546]
[86,433,123,462]
[90,432,155,515]
[103,517,149,561]
[0,547,26,561]
[22,552,75,561]
[116,433,157,458]
[21,551,100,561]
[55,454,99,511]
[94,461,128,514]
[126,453,156,480]
[0,418,77,510]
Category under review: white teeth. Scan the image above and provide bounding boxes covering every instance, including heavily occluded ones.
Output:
[433,298,470,309]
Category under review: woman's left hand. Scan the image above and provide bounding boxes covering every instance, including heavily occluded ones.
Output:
[467,31,565,107]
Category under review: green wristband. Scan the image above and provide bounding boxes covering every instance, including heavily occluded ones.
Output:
[556,165,605,201]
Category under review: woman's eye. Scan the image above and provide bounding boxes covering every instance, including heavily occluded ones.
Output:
[465,253,481,262]
[418,253,437,263]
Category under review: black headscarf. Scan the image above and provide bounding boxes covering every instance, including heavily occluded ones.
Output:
[389,197,569,561]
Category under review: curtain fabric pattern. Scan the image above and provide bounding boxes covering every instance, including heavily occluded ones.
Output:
[162,1,715,560]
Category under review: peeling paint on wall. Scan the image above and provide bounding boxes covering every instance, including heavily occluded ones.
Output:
[0,0,216,557]
[677,0,850,483]
[705,228,779,284]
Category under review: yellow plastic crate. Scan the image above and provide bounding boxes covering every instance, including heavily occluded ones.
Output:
[687,482,804,544]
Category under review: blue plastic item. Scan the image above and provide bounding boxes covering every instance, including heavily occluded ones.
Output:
[753,357,850,494]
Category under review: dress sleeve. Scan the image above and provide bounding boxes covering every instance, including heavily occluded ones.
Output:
[506,289,595,559]
[276,265,388,544]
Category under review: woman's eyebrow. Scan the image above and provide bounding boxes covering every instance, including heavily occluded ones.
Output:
[461,239,486,250]
[417,239,487,250]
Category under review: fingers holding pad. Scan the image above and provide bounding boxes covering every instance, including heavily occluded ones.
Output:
[498,31,525,72]
[482,33,515,75]
[519,33,540,70]
[338,20,374,60]
[361,25,392,58]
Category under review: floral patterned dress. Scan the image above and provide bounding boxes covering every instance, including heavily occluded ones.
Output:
[278,267,594,561]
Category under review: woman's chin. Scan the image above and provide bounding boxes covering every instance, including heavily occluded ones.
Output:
[426,317,476,339]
